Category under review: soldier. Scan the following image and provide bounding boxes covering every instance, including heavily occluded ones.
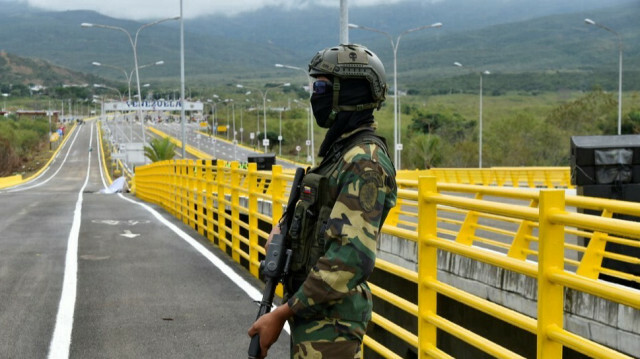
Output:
[248,44,397,358]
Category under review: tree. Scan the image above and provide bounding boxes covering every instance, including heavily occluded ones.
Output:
[407,105,476,168]
[409,106,474,140]
[144,137,176,162]
[404,133,442,170]
[545,88,616,135]
[485,112,566,166]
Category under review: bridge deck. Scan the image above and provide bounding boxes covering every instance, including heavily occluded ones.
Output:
[0,121,289,358]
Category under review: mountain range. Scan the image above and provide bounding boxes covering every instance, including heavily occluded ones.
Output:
[0,0,638,90]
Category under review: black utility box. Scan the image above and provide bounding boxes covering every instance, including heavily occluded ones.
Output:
[571,135,640,288]
[248,154,276,170]
[571,135,640,186]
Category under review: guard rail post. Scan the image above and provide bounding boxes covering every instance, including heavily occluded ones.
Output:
[170,160,178,217]
[507,199,539,260]
[576,209,613,279]
[205,160,215,243]
[178,160,187,223]
[196,160,206,236]
[183,160,191,223]
[231,161,241,262]
[537,189,566,358]
[270,165,284,228]
[187,159,196,228]
[455,194,481,245]
[217,160,227,252]
[247,162,260,277]
[418,176,438,357]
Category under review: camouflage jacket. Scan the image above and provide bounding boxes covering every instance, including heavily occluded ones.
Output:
[287,126,397,322]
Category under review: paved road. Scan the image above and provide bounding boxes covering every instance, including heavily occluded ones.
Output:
[153,122,302,169]
[0,120,290,358]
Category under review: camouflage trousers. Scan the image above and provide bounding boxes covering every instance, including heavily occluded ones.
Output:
[289,316,367,359]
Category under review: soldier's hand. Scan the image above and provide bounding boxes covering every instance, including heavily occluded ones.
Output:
[247,303,293,358]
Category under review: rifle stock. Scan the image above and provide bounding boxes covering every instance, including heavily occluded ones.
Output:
[248,167,305,359]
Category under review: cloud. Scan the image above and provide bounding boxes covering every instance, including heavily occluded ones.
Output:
[18,0,423,20]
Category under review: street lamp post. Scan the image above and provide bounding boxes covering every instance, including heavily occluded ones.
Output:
[81,16,179,145]
[224,99,238,161]
[454,62,490,168]
[237,83,290,153]
[239,104,244,144]
[293,99,314,164]
[94,83,123,101]
[94,84,124,145]
[585,18,623,135]
[275,63,315,166]
[349,22,442,169]
[92,60,163,100]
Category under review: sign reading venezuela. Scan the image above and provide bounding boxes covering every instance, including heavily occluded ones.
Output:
[105,101,204,111]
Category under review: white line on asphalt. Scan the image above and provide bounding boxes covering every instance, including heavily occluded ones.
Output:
[114,193,290,335]
[106,156,290,334]
[48,124,93,359]
[5,125,84,193]
[100,124,288,333]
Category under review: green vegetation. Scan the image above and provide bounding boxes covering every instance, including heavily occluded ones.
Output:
[395,89,640,169]
[144,137,177,162]
[201,87,639,170]
[0,114,53,176]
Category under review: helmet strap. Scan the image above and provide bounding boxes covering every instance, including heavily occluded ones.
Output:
[324,77,341,127]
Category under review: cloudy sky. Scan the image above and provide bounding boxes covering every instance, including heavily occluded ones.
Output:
[15,0,424,20]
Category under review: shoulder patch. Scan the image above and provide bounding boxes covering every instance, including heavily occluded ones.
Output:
[359,171,383,212]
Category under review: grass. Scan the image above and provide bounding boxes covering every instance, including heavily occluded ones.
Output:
[5,90,639,171]
[250,90,640,165]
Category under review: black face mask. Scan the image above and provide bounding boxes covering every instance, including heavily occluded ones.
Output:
[310,91,334,128]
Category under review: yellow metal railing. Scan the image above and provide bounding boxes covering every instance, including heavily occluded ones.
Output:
[397,167,573,189]
[133,160,639,358]
[97,121,134,188]
[415,177,638,359]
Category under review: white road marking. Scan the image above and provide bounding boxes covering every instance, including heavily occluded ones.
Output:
[48,124,93,359]
[113,189,290,335]
[120,230,140,238]
[99,122,290,334]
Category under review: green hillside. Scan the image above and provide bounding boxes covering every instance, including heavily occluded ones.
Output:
[0,1,636,93]
[0,51,102,87]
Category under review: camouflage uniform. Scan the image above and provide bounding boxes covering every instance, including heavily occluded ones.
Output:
[286,125,397,358]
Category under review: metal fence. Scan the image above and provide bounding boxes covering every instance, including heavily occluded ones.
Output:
[133,159,639,358]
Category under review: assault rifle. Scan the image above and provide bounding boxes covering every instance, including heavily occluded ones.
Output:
[248,167,305,359]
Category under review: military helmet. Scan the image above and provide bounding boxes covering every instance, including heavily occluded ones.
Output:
[308,44,387,106]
